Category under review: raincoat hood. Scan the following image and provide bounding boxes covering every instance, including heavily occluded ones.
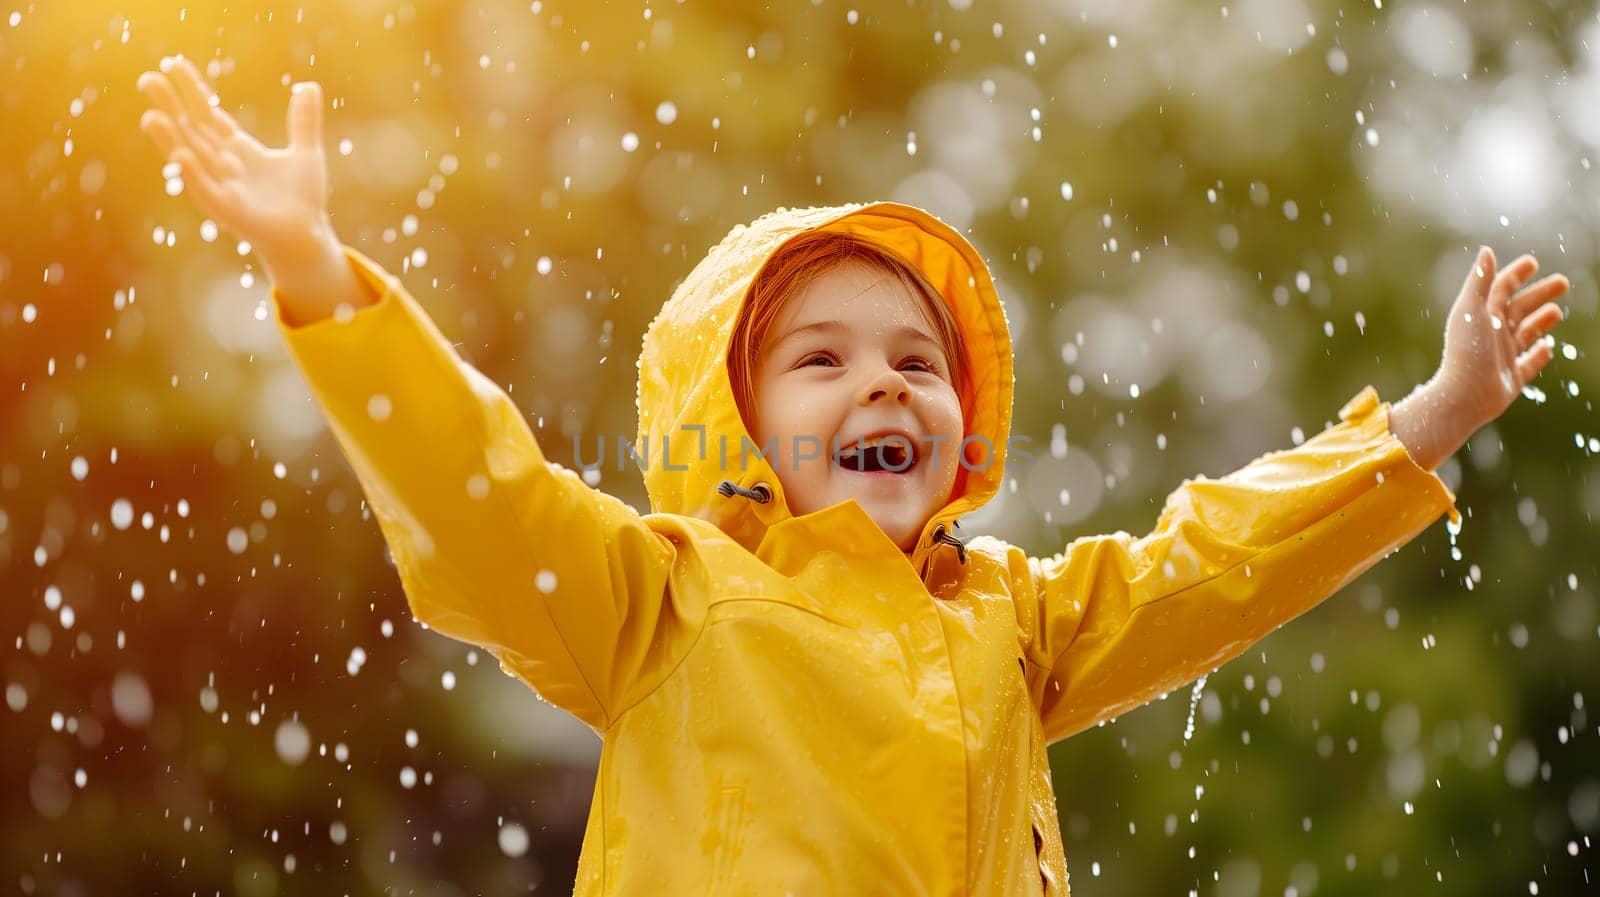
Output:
[635,202,1013,571]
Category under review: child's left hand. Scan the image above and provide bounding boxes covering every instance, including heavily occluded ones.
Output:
[1388,246,1568,471]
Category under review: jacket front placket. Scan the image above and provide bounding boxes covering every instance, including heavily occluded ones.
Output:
[757,500,972,896]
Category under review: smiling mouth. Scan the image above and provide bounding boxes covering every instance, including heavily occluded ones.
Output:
[834,440,919,474]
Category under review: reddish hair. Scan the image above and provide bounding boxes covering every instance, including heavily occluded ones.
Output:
[727,231,970,435]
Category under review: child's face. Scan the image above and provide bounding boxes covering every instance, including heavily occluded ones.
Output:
[751,260,965,551]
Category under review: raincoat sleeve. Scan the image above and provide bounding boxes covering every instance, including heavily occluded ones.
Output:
[1023,386,1460,745]
[273,246,675,732]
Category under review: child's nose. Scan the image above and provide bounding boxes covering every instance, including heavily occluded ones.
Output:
[860,368,911,405]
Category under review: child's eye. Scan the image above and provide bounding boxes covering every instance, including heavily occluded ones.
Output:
[799,352,838,368]
[900,356,940,374]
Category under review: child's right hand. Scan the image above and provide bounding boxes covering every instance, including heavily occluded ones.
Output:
[137,56,368,325]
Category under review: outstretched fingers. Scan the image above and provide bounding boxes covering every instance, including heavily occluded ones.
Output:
[1515,336,1555,385]
[1514,302,1565,352]
[137,70,189,127]
[140,108,234,185]
[166,56,242,138]
[139,108,179,158]
[286,81,325,152]
[1489,253,1538,319]
[1460,246,1497,306]
[1510,273,1569,323]
[168,145,236,218]
[138,72,215,151]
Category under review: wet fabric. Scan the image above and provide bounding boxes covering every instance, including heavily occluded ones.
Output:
[275,201,1459,896]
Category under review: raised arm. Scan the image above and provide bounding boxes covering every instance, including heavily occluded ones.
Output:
[1019,246,1568,745]
[272,250,678,731]
[1020,386,1458,744]
[137,57,681,732]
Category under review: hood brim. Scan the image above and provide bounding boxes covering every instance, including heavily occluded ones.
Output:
[635,201,1014,566]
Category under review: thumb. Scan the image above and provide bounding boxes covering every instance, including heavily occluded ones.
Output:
[1460,245,1495,305]
[287,81,324,152]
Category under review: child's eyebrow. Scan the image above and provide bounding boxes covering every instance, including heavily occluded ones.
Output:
[771,320,942,352]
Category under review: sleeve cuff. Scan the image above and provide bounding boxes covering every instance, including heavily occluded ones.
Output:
[1338,384,1462,527]
[270,245,396,335]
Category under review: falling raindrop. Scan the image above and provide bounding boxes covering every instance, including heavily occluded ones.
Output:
[1183,675,1208,743]
[499,821,530,857]
[111,672,153,727]
[275,720,311,765]
[110,499,134,530]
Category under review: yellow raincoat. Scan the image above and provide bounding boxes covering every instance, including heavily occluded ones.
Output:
[275,201,1460,896]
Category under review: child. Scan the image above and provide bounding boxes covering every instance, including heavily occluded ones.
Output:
[137,57,1568,896]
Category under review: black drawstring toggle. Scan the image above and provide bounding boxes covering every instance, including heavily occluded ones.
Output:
[716,480,773,503]
[932,523,968,564]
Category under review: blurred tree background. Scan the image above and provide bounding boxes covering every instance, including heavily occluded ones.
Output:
[1,0,1597,894]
